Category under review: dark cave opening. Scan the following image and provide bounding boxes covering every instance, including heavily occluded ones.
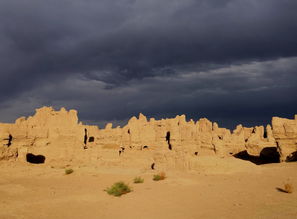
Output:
[84,129,88,145]
[83,128,88,149]
[26,153,46,164]
[233,147,280,165]
[7,134,12,147]
[4,134,13,147]
[151,163,155,170]
[286,151,297,162]
[263,129,268,138]
[166,131,170,142]
[88,136,94,142]
[119,147,125,156]
[166,131,172,150]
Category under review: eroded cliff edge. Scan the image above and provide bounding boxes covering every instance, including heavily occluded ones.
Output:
[0,107,296,170]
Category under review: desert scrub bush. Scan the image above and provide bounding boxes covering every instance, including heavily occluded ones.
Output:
[134,177,144,184]
[153,172,166,181]
[65,168,74,175]
[105,182,132,197]
[283,183,293,193]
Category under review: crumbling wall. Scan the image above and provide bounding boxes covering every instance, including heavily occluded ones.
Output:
[272,115,297,161]
[0,106,296,169]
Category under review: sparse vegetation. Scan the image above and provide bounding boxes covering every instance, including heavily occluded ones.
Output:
[277,182,294,194]
[134,177,144,184]
[105,181,132,197]
[153,172,166,181]
[283,183,293,193]
[65,168,74,175]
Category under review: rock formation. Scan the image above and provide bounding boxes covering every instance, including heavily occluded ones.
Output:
[0,107,296,170]
[272,116,297,161]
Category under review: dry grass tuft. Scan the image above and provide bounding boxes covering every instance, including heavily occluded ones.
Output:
[105,182,132,197]
[65,168,74,175]
[277,182,294,194]
[134,177,144,184]
[283,183,293,193]
[153,172,166,181]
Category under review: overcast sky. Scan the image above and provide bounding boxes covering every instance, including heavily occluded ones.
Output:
[0,0,296,129]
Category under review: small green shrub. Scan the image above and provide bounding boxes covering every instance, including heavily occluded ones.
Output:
[65,168,74,175]
[153,172,166,181]
[105,181,132,197]
[134,177,144,184]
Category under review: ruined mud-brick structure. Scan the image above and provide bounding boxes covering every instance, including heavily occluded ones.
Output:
[0,107,296,170]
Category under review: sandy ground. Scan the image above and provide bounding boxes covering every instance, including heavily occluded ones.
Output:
[0,158,296,219]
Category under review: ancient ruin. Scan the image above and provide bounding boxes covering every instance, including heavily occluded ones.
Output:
[1,107,296,169]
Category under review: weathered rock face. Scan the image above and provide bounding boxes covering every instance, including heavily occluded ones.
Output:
[272,116,297,161]
[0,107,85,163]
[0,107,296,169]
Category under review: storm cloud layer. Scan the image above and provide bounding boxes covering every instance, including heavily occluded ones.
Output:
[0,0,297,128]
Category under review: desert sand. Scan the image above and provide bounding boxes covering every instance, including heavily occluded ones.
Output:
[0,157,296,219]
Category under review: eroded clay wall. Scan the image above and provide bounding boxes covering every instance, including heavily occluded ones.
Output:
[0,106,296,168]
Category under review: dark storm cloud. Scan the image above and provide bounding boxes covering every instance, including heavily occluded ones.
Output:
[1,57,296,129]
[0,0,296,128]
